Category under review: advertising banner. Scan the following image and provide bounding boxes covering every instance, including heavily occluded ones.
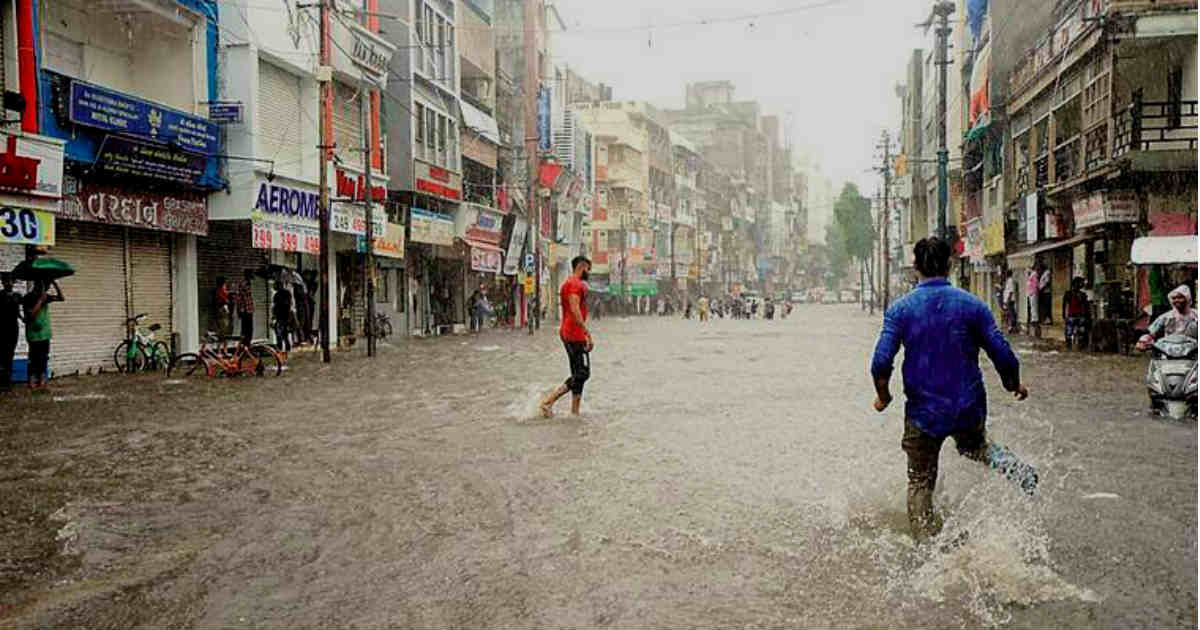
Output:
[250,179,320,253]
[1073,191,1139,230]
[331,201,386,237]
[70,80,219,155]
[410,207,455,246]
[0,207,54,245]
[356,222,405,258]
[0,132,65,203]
[503,217,528,276]
[470,246,503,273]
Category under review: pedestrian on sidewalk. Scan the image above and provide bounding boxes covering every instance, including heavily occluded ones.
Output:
[272,280,293,353]
[214,276,233,341]
[470,284,486,332]
[1039,262,1053,325]
[541,256,593,418]
[236,269,256,345]
[871,237,1036,543]
[1062,277,1091,349]
[23,279,64,390]
[1002,269,1018,333]
[698,295,710,322]
[1025,266,1040,329]
[0,273,21,392]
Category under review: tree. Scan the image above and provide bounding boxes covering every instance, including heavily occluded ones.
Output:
[833,183,874,264]
[825,220,849,287]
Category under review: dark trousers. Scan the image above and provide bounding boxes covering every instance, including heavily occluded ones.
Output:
[562,340,591,396]
[0,334,16,389]
[27,340,50,383]
[239,313,254,345]
[275,318,292,352]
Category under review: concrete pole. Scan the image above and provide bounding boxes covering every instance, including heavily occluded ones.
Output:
[318,0,332,362]
[934,1,955,244]
[361,76,376,358]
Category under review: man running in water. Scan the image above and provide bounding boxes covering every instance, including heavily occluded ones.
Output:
[871,237,1037,542]
[541,256,593,417]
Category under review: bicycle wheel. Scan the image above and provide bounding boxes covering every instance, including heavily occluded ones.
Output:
[242,344,282,377]
[380,319,393,338]
[168,353,206,378]
[114,340,145,373]
[144,341,171,372]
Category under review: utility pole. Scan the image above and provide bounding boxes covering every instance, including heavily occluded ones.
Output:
[360,77,376,358]
[879,130,892,311]
[933,0,955,243]
[620,211,628,313]
[317,0,332,363]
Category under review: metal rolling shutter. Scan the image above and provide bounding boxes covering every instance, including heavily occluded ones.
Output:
[128,230,173,340]
[196,221,270,340]
[258,61,304,178]
[332,80,363,170]
[49,222,127,375]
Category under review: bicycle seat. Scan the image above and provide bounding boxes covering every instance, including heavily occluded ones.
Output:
[125,313,148,324]
[149,323,162,332]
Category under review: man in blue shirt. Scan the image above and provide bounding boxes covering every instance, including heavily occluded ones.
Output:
[871,237,1037,542]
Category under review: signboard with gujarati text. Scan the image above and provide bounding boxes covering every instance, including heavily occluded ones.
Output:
[59,181,208,235]
[70,80,219,155]
[94,136,206,186]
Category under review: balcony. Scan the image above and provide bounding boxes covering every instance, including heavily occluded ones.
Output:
[1083,122,1110,172]
[1035,155,1050,189]
[1113,99,1198,159]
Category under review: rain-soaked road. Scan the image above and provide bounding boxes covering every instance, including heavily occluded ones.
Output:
[1,304,1195,627]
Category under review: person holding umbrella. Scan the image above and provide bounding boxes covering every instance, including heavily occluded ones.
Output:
[23,279,64,389]
[1,272,21,392]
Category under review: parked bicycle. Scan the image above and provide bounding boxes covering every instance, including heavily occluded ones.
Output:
[113,313,171,373]
[365,312,393,339]
[169,332,283,378]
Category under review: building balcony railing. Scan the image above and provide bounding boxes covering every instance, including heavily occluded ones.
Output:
[1112,98,1198,158]
[1083,122,1110,172]
[1035,154,1050,189]
[1016,162,1030,194]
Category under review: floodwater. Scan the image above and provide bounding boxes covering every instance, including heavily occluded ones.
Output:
[1,305,1195,627]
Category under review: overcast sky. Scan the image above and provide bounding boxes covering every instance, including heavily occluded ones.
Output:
[551,0,937,197]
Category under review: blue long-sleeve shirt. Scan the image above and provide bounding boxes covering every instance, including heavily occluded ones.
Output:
[871,278,1021,438]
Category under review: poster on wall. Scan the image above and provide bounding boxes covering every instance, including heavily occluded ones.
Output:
[470,246,503,273]
[1025,193,1038,243]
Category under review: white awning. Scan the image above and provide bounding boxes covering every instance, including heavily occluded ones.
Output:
[460,101,500,145]
[1006,233,1090,263]
[1131,235,1198,265]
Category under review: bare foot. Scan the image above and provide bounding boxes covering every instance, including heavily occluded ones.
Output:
[539,400,554,418]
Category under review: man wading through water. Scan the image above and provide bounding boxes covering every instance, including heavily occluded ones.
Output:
[871,237,1038,542]
[541,256,593,418]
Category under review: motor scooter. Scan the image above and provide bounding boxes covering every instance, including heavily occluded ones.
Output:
[1137,331,1198,420]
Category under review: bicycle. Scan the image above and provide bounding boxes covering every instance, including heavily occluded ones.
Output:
[365,312,393,339]
[114,313,171,373]
[169,333,283,378]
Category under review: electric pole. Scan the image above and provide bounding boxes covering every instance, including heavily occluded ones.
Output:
[317,0,332,363]
[933,0,954,243]
[879,130,892,311]
[360,77,376,358]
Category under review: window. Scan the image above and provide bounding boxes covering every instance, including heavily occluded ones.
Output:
[1168,65,1183,129]
[415,103,425,144]
[424,5,435,46]
[425,109,436,150]
[437,116,447,155]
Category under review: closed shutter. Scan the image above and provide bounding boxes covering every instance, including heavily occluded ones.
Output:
[332,80,363,170]
[258,61,304,178]
[197,221,271,340]
[49,222,127,375]
[128,230,173,340]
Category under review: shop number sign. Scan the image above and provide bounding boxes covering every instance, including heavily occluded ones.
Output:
[0,207,54,245]
[252,221,320,254]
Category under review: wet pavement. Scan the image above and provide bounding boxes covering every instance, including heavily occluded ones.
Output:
[1,304,1195,627]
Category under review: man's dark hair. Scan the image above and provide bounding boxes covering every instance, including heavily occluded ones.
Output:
[571,255,591,270]
[913,237,951,278]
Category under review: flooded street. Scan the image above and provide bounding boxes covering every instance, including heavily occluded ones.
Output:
[2,305,1195,628]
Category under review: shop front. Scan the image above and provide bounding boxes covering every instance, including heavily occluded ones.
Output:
[408,205,460,335]
[0,131,66,381]
[330,196,387,343]
[358,221,406,336]
[457,201,506,325]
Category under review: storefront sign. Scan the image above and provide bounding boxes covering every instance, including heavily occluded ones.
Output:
[0,207,54,245]
[255,181,319,221]
[331,201,386,237]
[983,220,1005,255]
[414,160,462,201]
[94,136,206,186]
[69,80,219,155]
[252,219,320,254]
[459,202,504,246]
[0,132,64,200]
[966,217,983,262]
[331,16,396,86]
[60,183,208,235]
[1073,191,1139,230]
[356,222,405,258]
[209,103,244,124]
[471,246,503,273]
[503,217,528,276]
[335,167,386,202]
[410,207,455,246]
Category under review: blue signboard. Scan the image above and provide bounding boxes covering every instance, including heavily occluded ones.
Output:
[69,80,220,155]
[94,136,206,186]
[209,103,244,124]
[537,86,551,153]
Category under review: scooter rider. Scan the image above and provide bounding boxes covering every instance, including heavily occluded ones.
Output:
[1062,277,1091,349]
[1137,285,1198,351]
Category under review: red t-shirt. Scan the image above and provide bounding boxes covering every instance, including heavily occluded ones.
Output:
[559,276,589,343]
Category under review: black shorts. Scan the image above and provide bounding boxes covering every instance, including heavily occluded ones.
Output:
[562,340,590,395]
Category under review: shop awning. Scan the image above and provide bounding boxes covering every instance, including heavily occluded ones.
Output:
[460,101,500,145]
[1131,235,1198,265]
[1006,233,1090,263]
[462,238,504,253]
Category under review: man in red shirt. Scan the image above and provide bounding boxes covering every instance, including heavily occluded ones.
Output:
[541,256,594,417]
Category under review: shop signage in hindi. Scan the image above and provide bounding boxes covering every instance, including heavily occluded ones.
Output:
[69,80,219,155]
[503,217,528,276]
[59,184,208,235]
[330,201,386,237]
[410,207,455,246]
[356,222,405,258]
[94,136,206,185]
[471,246,502,273]
[0,207,54,245]
[1073,191,1139,230]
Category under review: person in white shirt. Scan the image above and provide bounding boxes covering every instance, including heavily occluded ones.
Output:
[1038,264,1053,325]
[1002,269,1018,333]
